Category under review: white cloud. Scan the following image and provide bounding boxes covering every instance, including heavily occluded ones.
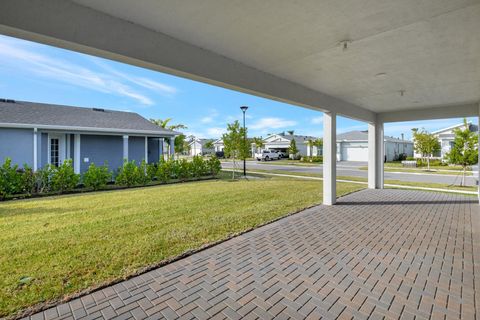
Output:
[337,124,367,134]
[92,60,178,96]
[250,117,297,130]
[130,77,177,95]
[0,39,179,105]
[199,109,219,124]
[206,127,226,137]
[311,116,323,124]
[200,116,214,124]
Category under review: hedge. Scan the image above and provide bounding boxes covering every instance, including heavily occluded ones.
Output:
[0,155,221,200]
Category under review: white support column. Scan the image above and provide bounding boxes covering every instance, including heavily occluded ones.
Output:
[144,136,148,163]
[368,121,384,189]
[169,137,175,158]
[74,134,80,174]
[66,134,71,160]
[123,135,129,160]
[33,128,38,171]
[323,112,336,205]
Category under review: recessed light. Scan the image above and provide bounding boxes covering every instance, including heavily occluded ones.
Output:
[339,40,352,51]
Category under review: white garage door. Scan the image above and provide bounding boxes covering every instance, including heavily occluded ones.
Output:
[341,145,369,161]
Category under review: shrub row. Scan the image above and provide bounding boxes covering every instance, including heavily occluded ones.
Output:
[403,158,447,167]
[300,156,323,163]
[0,156,221,200]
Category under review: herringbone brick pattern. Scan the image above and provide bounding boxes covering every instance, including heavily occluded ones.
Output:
[25,189,479,319]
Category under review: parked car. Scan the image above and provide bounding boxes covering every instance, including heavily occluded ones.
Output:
[215,151,225,158]
[275,151,286,158]
[255,150,280,161]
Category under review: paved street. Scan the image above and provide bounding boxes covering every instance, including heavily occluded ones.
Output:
[222,161,478,187]
[26,189,479,319]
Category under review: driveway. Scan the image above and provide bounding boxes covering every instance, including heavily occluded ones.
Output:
[222,161,478,186]
[26,189,479,319]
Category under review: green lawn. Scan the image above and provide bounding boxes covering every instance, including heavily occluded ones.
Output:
[358,166,472,176]
[255,159,321,166]
[243,169,478,193]
[382,162,466,170]
[0,173,363,317]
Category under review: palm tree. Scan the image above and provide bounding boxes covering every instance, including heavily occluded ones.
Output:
[252,137,264,153]
[306,139,314,156]
[150,118,171,128]
[314,138,323,156]
[150,118,188,131]
[150,118,188,157]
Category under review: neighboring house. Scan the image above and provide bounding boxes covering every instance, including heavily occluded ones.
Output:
[262,133,316,156]
[304,141,323,157]
[213,138,257,157]
[188,138,215,156]
[414,122,478,159]
[213,139,224,152]
[336,130,413,162]
[0,99,179,173]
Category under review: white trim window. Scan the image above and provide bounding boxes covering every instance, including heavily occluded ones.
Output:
[48,133,66,167]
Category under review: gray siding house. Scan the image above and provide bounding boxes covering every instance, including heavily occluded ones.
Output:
[0,99,178,173]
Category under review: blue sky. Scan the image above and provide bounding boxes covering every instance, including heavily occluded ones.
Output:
[0,35,470,140]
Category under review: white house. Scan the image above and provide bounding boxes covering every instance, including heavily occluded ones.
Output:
[188,138,215,156]
[415,122,479,159]
[262,133,316,156]
[304,141,323,157]
[213,139,224,152]
[337,131,413,162]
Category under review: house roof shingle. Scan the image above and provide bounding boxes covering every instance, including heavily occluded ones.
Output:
[0,100,178,136]
[271,133,318,143]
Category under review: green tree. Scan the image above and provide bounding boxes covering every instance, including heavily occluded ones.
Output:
[222,121,249,179]
[150,118,188,131]
[314,138,323,156]
[204,140,215,155]
[287,130,295,136]
[288,139,299,159]
[306,139,314,156]
[150,118,188,157]
[412,128,440,170]
[445,119,478,186]
[150,118,171,128]
[252,137,264,153]
[174,134,187,155]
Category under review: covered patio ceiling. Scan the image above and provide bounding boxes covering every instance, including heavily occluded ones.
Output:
[1,0,479,123]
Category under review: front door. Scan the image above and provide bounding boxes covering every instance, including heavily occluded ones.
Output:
[48,134,66,167]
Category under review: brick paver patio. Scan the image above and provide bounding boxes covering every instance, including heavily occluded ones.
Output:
[25,189,479,319]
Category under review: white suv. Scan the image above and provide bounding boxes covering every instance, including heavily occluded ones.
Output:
[255,150,280,161]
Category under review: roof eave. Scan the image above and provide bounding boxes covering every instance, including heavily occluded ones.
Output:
[0,122,178,136]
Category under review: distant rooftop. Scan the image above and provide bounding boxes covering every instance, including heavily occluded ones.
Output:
[0,99,179,136]
[269,132,318,143]
[337,130,411,143]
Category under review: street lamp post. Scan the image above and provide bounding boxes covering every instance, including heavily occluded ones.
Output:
[240,106,248,177]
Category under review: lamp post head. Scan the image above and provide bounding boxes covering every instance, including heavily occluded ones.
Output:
[240,105,249,113]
